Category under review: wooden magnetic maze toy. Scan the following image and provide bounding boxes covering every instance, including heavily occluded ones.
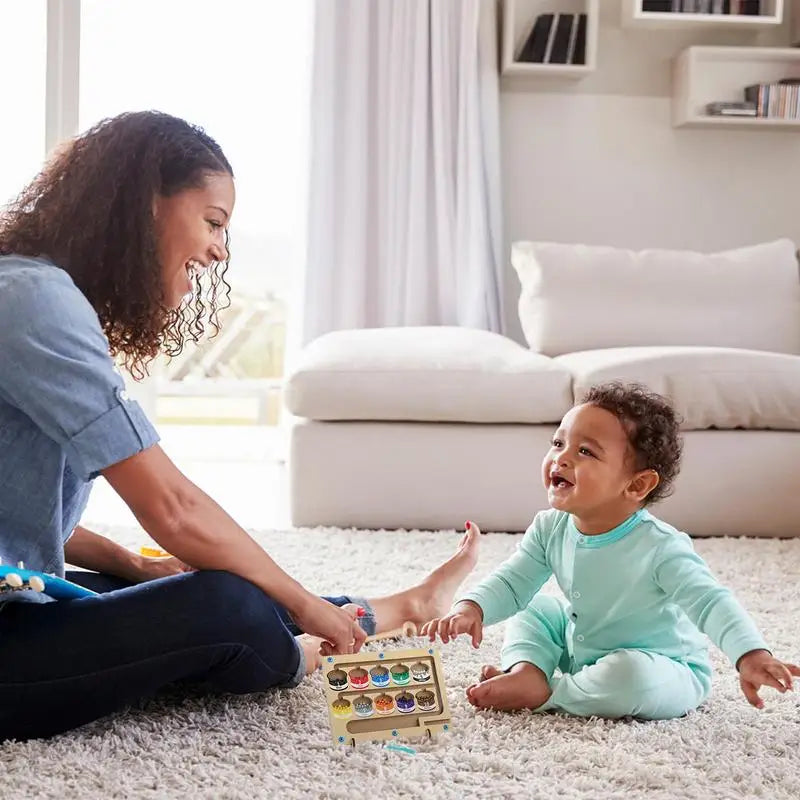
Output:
[322,644,452,747]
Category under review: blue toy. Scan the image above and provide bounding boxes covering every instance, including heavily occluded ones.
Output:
[0,561,97,601]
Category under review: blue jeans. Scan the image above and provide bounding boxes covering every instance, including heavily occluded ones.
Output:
[0,570,376,741]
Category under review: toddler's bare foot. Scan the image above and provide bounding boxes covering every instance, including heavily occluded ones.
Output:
[466,663,552,711]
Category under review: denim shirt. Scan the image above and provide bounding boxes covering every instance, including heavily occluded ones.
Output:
[0,255,159,591]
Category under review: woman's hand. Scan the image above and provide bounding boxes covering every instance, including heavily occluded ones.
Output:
[134,554,194,582]
[738,649,800,708]
[65,526,194,585]
[290,595,367,655]
[421,599,484,648]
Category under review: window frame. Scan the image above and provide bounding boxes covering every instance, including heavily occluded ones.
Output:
[45,0,81,151]
[41,0,294,424]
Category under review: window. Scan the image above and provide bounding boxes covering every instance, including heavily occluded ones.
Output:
[0,1,47,209]
[79,0,313,425]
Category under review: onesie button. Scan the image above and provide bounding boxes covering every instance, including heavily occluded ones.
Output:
[572,591,581,599]
[578,536,586,544]
[576,634,584,642]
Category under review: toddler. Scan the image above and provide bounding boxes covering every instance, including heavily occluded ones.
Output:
[422,383,798,719]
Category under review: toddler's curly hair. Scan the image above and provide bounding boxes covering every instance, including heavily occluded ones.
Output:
[581,382,683,505]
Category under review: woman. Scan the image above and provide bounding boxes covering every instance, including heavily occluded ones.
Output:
[0,111,479,741]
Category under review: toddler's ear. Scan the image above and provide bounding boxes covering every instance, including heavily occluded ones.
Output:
[626,469,659,503]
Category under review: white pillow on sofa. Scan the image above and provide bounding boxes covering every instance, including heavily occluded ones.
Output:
[512,239,800,357]
[557,346,800,431]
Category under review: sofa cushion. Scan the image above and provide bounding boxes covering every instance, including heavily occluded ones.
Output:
[512,239,800,357]
[556,347,800,431]
[285,326,573,423]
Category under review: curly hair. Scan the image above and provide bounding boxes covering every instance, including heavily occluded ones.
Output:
[0,110,234,378]
[581,382,683,505]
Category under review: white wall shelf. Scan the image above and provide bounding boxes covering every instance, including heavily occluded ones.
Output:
[622,1,784,29]
[501,0,599,80]
[673,45,800,128]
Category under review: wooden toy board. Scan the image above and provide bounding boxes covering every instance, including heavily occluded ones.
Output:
[322,646,451,747]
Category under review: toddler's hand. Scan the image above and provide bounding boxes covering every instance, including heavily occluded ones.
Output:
[737,649,800,709]
[420,600,484,648]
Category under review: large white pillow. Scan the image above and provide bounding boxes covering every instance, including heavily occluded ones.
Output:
[557,346,800,431]
[512,239,800,356]
[285,326,573,423]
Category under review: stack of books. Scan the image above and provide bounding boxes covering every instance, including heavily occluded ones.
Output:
[642,1,761,12]
[516,13,587,65]
[705,101,757,116]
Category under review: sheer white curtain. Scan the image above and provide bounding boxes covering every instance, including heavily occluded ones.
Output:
[301,0,504,344]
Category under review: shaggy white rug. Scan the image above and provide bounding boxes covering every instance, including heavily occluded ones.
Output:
[0,527,798,800]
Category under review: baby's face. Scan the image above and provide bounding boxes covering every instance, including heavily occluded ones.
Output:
[541,404,638,521]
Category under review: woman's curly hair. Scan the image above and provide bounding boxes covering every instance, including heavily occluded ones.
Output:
[581,382,683,505]
[0,110,234,378]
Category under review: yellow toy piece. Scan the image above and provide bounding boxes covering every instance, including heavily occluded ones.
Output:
[139,546,172,558]
[322,646,452,748]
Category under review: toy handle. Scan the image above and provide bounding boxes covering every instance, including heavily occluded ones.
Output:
[0,563,97,600]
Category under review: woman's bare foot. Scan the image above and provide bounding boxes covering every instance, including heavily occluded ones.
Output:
[466,663,552,711]
[367,523,481,636]
[296,634,323,675]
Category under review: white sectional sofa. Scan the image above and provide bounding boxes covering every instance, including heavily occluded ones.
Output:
[285,239,800,537]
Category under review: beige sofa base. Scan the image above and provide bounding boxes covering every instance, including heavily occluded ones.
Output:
[290,420,800,537]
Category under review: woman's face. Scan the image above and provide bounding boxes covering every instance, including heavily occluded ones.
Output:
[153,171,236,309]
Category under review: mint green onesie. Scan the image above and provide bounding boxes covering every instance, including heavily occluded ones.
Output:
[459,508,768,719]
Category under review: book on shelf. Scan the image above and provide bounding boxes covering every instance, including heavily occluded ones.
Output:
[565,12,581,65]
[572,14,587,66]
[516,13,588,66]
[741,0,761,13]
[517,13,553,63]
[549,14,574,64]
[642,0,761,12]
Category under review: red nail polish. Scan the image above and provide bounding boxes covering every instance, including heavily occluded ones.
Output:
[465,521,471,530]
[357,606,366,617]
